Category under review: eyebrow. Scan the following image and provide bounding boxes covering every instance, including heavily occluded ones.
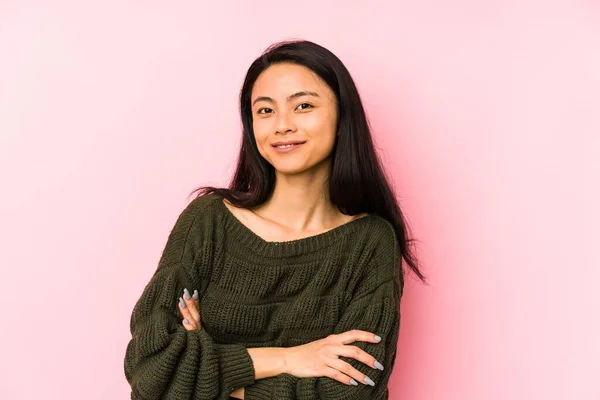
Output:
[252,90,320,106]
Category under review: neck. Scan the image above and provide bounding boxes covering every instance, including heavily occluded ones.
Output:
[253,160,341,232]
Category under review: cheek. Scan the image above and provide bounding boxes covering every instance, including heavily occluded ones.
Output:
[306,114,336,145]
[253,117,272,137]
[252,122,270,157]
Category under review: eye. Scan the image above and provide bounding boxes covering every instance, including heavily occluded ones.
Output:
[257,107,273,114]
[296,103,313,111]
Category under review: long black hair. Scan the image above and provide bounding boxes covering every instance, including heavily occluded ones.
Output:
[190,39,425,283]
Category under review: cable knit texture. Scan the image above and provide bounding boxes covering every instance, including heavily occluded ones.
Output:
[124,193,404,400]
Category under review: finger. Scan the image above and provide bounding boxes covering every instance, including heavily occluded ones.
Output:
[178,297,199,329]
[182,288,200,324]
[326,357,376,387]
[182,318,194,331]
[193,289,201,328]
[193,289,200,307]
[336,330,382,345]
[322,366,359,386]
[336,345,383,371]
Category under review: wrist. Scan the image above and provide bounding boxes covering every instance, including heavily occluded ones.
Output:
[247,347,289,380]
[280,347,289,375]
[230,387,244,399]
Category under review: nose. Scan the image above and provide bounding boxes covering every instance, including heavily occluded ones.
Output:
[274,110,297,134]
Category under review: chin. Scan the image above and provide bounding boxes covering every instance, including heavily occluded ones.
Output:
[273,165,308,176]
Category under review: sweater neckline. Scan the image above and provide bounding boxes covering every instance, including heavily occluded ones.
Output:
[216,195,374,257]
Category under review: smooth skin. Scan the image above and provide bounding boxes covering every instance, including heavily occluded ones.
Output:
[178,63,381,398]
[243,62,369,239]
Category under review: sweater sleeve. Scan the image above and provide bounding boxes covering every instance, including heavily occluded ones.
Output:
[244,226,404,400]
[124,197,256,400]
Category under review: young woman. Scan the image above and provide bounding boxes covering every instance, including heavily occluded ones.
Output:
[124,39,425,400]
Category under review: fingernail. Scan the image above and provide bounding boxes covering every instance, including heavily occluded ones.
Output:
[374,335,381,342]
[374,361,384,371]
[364,377,375,386]
[183,318,189,324]
[350,379,358,386]
[193,289,199,300]
[179,297,186,308]
[184,288,191,300]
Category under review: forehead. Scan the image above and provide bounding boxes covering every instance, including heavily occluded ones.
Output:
[251,63,332,99]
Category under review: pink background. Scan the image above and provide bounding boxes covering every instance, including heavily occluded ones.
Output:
[1,1,599,399]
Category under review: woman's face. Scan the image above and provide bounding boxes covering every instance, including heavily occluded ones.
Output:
[250,63,338,176]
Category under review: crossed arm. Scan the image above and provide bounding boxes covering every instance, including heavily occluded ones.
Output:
[124,201,402,399]
[176,289,387,399]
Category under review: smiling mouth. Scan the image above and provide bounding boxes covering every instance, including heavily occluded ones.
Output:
[271,141,307,149]
[270,141,307,153]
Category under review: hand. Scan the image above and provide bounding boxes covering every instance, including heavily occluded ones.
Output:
[178,290,245,398]
[282,330,383,386]
[178,288,201,330]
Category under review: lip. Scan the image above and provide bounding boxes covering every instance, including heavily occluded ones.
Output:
[271,141,306,153]
[271,140,306,147]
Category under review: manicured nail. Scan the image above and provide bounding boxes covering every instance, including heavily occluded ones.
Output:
[350,379,358,386]
[374,360,384,371]
[183,318,189,324]
[179,297,186,308]
[374,335,381,342]
[364,377,375,386]
[184,288,191,300]
[193,289,199,300]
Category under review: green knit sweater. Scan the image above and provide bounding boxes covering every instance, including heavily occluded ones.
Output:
[124,193,403,400]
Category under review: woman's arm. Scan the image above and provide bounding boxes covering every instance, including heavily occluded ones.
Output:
[124,199,257,400]
[178,291,290,383]
[241,227,403,400]
[246,347,287,380]
[228,348,287,399]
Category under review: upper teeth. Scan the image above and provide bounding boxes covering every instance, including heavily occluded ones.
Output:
[276,144,297,148]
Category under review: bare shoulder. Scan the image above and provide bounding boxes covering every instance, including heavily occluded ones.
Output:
[349,211,370,222]
[222,197,254,223]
